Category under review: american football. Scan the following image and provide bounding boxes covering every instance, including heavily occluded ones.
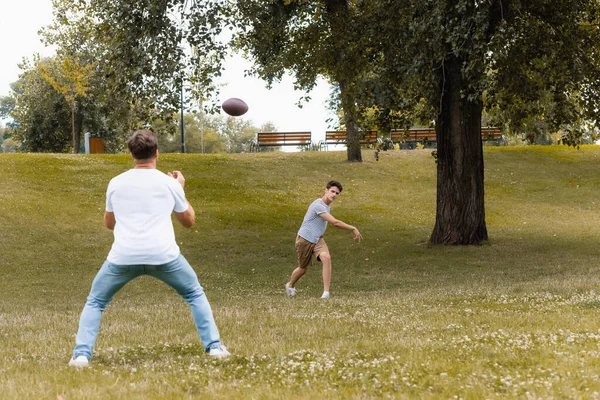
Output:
[222,98,249,117]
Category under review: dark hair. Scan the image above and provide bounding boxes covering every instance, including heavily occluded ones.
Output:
[326,180,343,192]
[127,129,158,160]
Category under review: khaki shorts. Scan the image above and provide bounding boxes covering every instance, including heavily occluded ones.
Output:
[295,235,329,269]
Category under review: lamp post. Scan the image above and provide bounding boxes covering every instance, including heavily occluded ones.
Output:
[180,81,185,153]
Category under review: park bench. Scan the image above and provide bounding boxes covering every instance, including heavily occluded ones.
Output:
[390,128,437,144]
[480,127,502,143]
[319,130,378,150]
[252,131,312,151]
[390,127,503,147]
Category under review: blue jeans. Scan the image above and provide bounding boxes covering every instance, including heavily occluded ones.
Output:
[73,254,221,359]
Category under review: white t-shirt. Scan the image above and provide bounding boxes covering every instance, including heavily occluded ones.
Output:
[105,169,189,265]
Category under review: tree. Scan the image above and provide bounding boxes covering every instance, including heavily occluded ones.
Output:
[41,0,154,150]
[0,104,17,151]
[233,0,379,162]
[218,116,259,153]
[38,0,240,151]
[2,58,73,152]
[38,55,94,153]
[362,0,600,245]
[47,0,230,115]
[483,1,600,148]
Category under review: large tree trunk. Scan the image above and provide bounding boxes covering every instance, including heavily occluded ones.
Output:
[339,80,362,162]
[325,0,362,162]
[430,56,488,245]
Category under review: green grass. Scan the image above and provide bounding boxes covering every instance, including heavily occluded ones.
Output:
[2,146,600,399]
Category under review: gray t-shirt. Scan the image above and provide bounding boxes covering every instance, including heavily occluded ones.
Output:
[297,198,330,244]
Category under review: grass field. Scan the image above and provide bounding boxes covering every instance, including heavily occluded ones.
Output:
[2,146,600,399]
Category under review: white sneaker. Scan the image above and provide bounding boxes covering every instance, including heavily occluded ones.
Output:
[285,283,297,297]
[321,291,330,299]
[207,345,231,359]
[68,355,89,367]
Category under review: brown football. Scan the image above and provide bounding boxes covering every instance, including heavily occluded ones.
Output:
[222,98,249,116]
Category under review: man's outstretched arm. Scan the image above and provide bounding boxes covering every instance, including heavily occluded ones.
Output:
[319,212,362,241]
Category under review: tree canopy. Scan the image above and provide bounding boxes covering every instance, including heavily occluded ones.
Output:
[42,0,230,116]
[233,0,380,161]
[364,0,600,244]
[2,57,72,152]
[38,54,94,153]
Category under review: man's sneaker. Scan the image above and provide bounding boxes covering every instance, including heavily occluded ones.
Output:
[321,291,330,299]
[285,283,297,297]
[68,355,89,367]
[208,345,231,359]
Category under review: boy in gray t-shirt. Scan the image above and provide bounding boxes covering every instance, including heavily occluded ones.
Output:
[285,180,362,299]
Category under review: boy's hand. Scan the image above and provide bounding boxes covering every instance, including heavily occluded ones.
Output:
[353,228,362,242]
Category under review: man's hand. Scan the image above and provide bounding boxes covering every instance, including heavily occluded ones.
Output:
[168,170,185,188]
[353,228,362,242]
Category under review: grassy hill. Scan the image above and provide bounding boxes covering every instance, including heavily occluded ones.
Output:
[2,146,600,398]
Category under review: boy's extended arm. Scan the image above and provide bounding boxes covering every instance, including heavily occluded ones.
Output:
[319,212,362,241]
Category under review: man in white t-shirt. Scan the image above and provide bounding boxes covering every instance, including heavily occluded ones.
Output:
[285,181,362,299]
[69,129,229,368]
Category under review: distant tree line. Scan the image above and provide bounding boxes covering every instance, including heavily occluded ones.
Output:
[0,53,274,154]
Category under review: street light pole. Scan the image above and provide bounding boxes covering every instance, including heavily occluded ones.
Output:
[180,81,185,153]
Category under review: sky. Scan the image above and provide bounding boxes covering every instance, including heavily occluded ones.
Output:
[0,1,333,143]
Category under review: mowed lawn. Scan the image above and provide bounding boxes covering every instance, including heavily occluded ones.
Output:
[1,146,600,399]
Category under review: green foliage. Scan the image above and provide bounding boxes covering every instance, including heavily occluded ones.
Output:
[38,54,94,107]
[485,0,600,144]
[233,0,385,161]
[32,0,242,151]
[40,0,169,147]
[218,116,260,153]
[43,0,230,117]
[38,54,95,153]
[335,0,600,147]
[346,0,600,244]
[2,148,600,397]
[3,57,73,152]
[0,93,16,119]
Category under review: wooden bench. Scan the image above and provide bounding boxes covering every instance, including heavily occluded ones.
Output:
[391,128,436,143]
[320,130,378,150]
[252,132,312,151]
[390,127,503,147]
[480,127,502,142]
